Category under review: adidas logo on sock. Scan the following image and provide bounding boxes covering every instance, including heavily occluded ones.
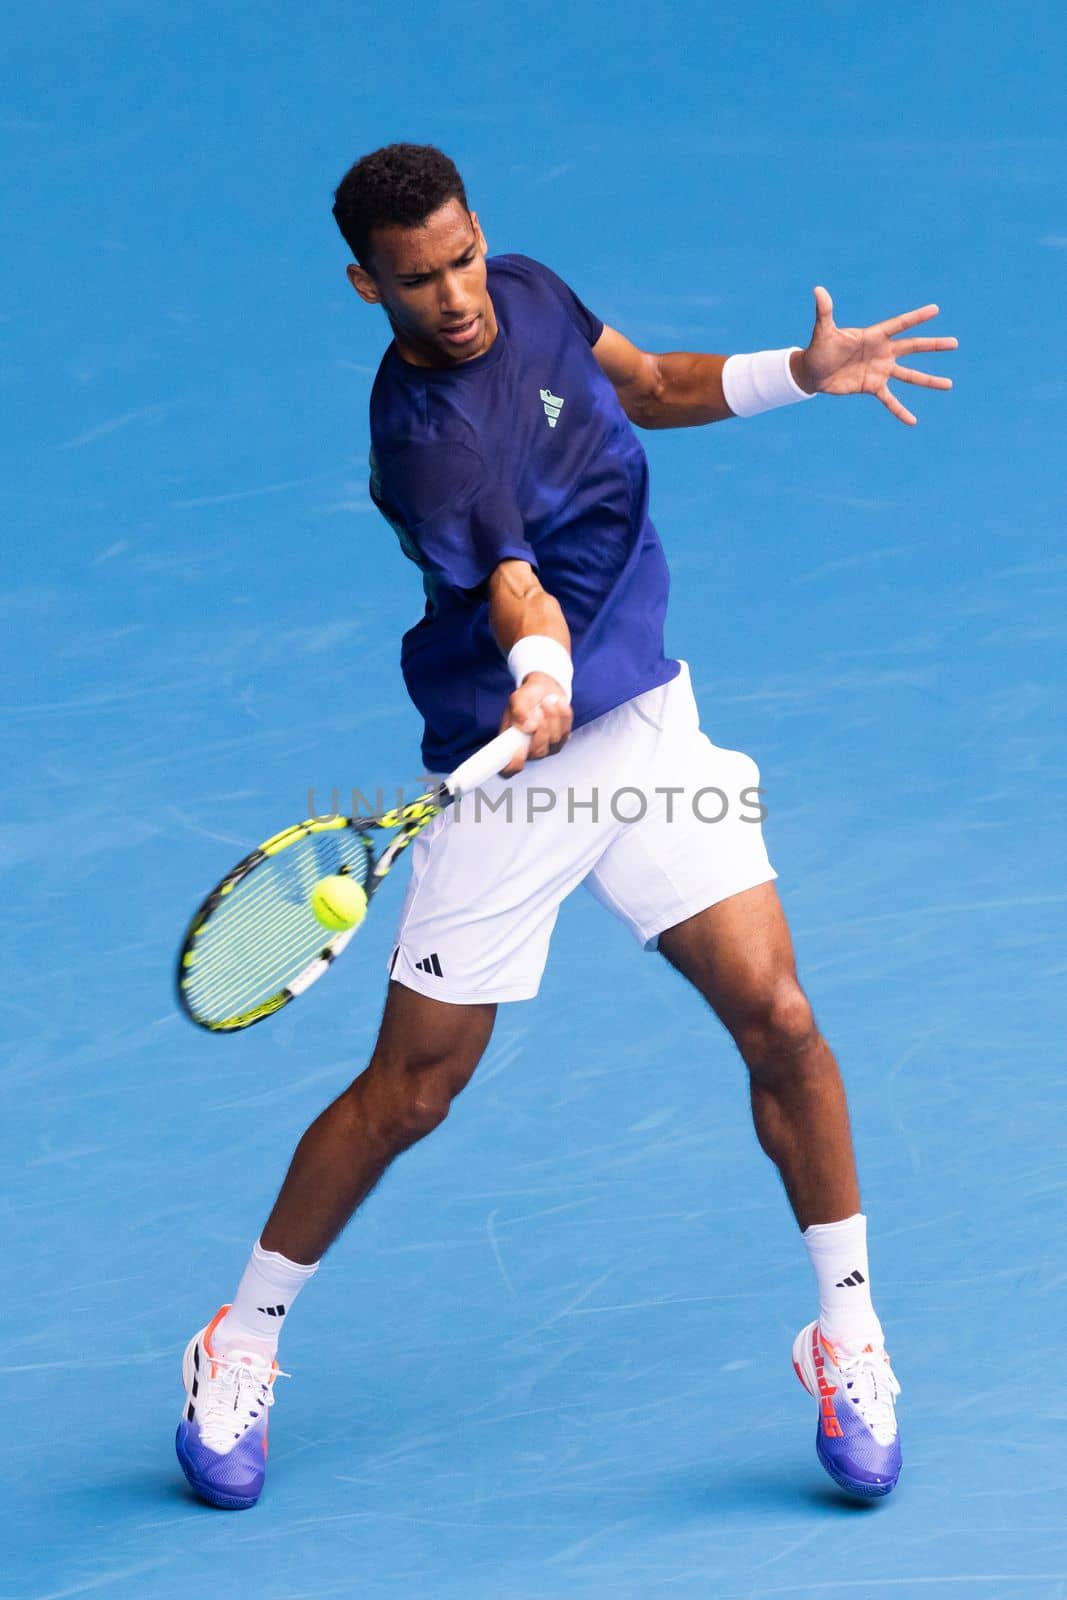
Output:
[835,1270,866,1288]
[540,387,565,428]
[415,953,443,977]
[256,1303,287,1317]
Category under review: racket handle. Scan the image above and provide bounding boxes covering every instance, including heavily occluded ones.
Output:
[446,726,531,798]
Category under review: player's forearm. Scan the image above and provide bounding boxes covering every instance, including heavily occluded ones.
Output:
[487,560,571,659]
[635,349,816,429]
[488,560,573,765]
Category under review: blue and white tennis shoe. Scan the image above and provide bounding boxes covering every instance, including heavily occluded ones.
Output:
[793,1320,902,1498]
[175,1305,283,1510]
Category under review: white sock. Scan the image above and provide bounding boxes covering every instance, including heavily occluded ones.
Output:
[216,1239,319,1355]
[802,1213,884,1351]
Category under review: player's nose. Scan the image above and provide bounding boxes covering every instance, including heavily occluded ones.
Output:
[438,271,470,314]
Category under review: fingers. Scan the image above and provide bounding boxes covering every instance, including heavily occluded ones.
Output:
[813,284,834,323]
[875,303,941,337]
[878,385,917,427]
[890,363,953,390]
[499,680,573,773]
[892,335,959,356]
[522,694,573,760]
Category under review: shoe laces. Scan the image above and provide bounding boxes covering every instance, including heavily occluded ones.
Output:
[835,1344,901,1446]
[198,1346,289,1454]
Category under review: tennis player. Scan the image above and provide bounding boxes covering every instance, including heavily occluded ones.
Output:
[176,144,956,1509]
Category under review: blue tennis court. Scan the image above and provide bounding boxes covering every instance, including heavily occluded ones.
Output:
[4,2,1065,1595]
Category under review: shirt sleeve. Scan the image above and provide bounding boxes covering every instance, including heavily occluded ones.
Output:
[530,259,604,347]
[375,438,538,593]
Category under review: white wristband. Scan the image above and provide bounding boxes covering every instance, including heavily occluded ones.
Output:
[506,635,573,704]
[721,347,816,418]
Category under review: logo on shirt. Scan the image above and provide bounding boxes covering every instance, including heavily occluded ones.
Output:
[540,388,565,428]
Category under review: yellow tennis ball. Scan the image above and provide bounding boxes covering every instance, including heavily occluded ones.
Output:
[310,875,367,932]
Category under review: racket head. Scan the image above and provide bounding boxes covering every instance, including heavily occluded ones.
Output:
[176,815,374,1032]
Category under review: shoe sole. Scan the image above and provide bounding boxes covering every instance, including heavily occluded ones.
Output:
[814,1433,898,1499]
[175,1424,261,1510]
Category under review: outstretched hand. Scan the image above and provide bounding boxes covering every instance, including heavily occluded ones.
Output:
[794,287,958,426]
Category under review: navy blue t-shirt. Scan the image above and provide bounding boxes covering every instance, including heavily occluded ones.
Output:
[368,252,679,770]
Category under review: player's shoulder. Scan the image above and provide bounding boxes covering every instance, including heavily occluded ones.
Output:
[370,407,483,519]
[488,250,548,277]
[488,251,564,292]
[489,252,602,346]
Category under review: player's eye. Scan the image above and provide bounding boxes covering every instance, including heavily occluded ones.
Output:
[400,253,473,287]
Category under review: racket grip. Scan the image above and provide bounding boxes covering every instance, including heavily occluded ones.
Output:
[446,726,531,797]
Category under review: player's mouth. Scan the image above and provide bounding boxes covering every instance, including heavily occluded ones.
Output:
[440,314,481,347]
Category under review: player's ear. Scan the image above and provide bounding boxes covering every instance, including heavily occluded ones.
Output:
[470,211,488,256]
[347,262,381,305]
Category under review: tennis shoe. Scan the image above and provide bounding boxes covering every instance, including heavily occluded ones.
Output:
[792,1320,901,1498]
[175,1305,283,1510]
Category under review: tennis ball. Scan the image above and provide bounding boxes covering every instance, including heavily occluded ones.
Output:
[310,875,367,932]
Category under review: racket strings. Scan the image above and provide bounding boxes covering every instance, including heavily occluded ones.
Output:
[183,830,371,1022]
[188,875,362,1016]
[190,903,325,1015]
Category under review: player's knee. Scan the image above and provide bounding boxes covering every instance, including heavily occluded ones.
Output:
[735,981,818,1078]
[371,1055,472,1147]
[401,1070,462,1141]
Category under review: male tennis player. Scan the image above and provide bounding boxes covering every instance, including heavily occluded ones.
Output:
[177,144,956,1509]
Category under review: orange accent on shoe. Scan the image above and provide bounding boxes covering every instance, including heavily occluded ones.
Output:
[200,1305,280,1397]
[812,1325,843,1440]
[201,1304,232,1381]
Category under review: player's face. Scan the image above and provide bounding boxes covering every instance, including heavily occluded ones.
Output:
[348,200,496,367]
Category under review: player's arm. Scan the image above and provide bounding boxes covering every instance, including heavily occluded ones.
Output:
[593,289,956,431]
[591,323,741,429]
[487,559,573,774]
[592,322,816,429]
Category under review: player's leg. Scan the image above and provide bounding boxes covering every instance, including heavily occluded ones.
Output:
[176,981,494,1510]
[580,664,901,1495]
[177,728,614,1510]
[259,980,495,1265]
[657,884,901,1497]
[656,882,857,1231]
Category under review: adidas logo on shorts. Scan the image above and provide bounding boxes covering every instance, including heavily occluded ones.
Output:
[415,953,444,977]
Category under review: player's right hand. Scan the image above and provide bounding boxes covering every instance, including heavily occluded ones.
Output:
[500,673,573,774]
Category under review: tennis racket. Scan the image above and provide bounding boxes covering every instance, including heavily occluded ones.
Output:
[176,725,530,1033]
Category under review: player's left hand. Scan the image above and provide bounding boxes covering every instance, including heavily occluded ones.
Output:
[794,287,958,426]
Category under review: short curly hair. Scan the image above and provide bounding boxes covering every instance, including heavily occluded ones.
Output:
[332,143,469,266]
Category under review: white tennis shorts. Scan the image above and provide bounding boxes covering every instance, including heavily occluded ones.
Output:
[389,661,777,1004]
